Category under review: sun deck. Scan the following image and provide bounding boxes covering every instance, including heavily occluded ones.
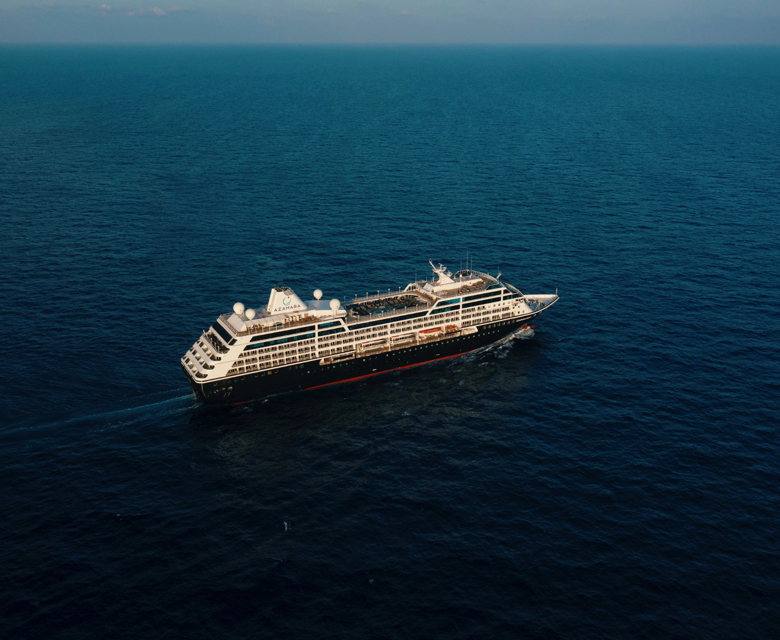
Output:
[346,293,428,318]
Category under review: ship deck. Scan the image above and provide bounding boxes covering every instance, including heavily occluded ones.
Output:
[344,273,494,320]
[346,293,428,318]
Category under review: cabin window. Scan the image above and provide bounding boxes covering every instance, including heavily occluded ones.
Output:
[319,327,346,336]
[318,321,342,329]
[244,332,314,351]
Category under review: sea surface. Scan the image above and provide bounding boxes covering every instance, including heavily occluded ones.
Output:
[1,46,779,638]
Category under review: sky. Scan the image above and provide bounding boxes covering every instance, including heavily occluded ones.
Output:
[0,0,778,44]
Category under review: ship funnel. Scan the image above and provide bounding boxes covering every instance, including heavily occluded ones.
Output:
[267,286,307,315]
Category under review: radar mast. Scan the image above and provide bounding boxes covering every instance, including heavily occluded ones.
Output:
[429,260,454,285]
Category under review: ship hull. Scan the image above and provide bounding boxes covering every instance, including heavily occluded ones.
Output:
[184,318,531,405]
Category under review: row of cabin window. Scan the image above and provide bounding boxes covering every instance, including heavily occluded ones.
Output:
[235,344,315,367]
[350,316,452,339]
[312,315,460,354]
[259,306,495,354]
[463,302,507,315]
[229,351,308,374]
[248,338,316,355]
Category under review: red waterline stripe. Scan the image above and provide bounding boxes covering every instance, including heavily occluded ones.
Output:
[306,349,476,390]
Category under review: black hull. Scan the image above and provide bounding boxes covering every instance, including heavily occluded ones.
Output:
[184,318,533,405]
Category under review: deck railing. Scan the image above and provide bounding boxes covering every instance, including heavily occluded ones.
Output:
[345,301,432,325]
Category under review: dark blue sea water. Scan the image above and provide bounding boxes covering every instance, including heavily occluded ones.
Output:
[1,46,779,638]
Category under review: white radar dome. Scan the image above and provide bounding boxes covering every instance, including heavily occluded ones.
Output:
[329,298,340,311]
[313,289,323,300]
[233,302,245,315]
[245,308,256,320]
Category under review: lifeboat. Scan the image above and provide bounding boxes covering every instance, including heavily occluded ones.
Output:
[360,338,388,351]
[445,324,458,333]
[419,327,442,335]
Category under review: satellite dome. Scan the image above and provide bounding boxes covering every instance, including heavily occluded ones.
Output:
[329,299,340,311]
[245,308,256,320]
[233,302,245,315]
[313,289,323,300]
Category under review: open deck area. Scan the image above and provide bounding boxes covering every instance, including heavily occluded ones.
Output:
[347,293,428,318]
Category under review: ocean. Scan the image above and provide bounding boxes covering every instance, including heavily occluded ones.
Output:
[1,45,779,638]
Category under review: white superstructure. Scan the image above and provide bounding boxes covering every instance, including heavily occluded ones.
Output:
[182,263,558,384]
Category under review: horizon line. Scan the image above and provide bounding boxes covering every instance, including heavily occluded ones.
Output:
[2,42,779,47]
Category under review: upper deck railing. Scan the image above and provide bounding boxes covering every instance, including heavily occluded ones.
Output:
[218,312,321,338]
[345,300,431,325]
[348,287,423,306]
[348,270,499,306]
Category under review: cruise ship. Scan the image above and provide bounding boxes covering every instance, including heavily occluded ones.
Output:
[182,262,559,404]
